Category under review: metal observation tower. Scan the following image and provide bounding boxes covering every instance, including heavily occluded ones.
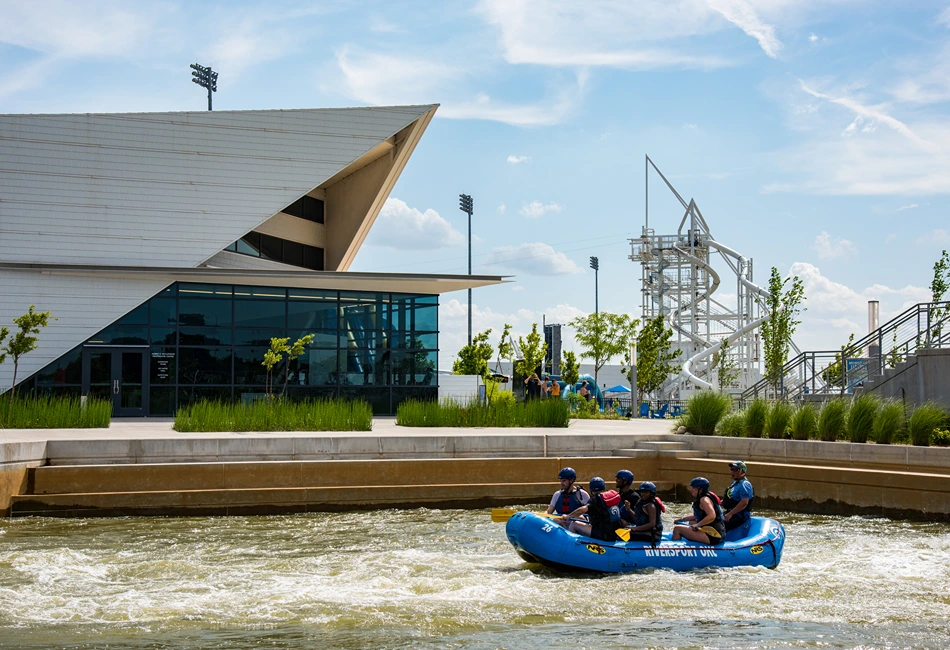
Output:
[629,156,793,397]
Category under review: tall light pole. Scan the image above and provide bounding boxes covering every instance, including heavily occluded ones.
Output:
[190,63,218,111]
[590,256,600,315]
[459,193,474,345]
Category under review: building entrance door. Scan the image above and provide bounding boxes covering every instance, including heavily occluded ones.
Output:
[82,346,149,416]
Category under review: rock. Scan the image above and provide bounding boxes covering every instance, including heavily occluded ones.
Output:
[676,426,687,435]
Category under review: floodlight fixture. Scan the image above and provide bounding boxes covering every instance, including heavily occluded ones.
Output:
[190,63,218,110]
[459,193,474,345]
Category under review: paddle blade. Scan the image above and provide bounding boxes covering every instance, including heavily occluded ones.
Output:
[615,528,631,542]
[491,508,519,522]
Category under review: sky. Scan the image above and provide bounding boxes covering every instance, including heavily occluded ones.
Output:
[3,0,950,370]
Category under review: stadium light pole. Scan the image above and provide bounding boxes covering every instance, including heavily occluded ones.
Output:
[459,194,474,346]
[590,256,600,315]
[190,63,218,111]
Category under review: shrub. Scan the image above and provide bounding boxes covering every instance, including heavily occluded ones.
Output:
[743,399,768,438]
[789,404,817,441]
[717,411,746,437]
[908,403,947,447]
[679,390,732,436]
[0,395,111,428]
[395,398,569,428]
[765,401,794,439]
[817,399,848,442]
[872,400,904,445]
[847,393,880,443]
[491,390,517,407]
[934,428,950,447]
[175,398,372,432]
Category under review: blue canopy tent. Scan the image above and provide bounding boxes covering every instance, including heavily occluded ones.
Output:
[603,385,631,394]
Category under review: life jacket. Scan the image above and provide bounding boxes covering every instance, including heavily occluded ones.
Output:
[618,488,640,521]
[692,491,726,544]
[557,487,589,515]
[721,479,754,518]
[588,490,623,541]
[633,497,664,545]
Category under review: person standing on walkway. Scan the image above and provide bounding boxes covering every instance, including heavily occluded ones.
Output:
[721,461,754,531]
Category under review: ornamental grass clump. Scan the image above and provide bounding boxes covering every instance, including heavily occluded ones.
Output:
[174,398,373,432]
[817,399,848,442]
[716,411,746,437]
[0,395,111,429]
[395,398,569,428]
[872,401,904,445]
[907,402,947,447]
[789,404,817,441]
[743,399,768,438]
[765,401,794,440]
[847,393,880,443]
[679,390,732,436]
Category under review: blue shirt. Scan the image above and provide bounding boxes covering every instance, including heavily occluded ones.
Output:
[725,478,754,521]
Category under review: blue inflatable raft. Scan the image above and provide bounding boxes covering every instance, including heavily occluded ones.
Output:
[505,513,785,572]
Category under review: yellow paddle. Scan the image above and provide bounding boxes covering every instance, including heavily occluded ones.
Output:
[490,508,632,541]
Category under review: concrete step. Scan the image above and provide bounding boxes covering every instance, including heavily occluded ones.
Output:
[611,449,659,458]
[634,441,691,451]
[657,449,709,459]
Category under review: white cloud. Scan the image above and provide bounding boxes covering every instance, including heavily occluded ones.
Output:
[682,123,698,130]
[507,155,531,164]
[482,242,582,275]
[364,198,464,250]
[202,18,297,79]
[885,233,897,244]
[916,229,950,246]
[896,203,919,211]
[512,285,525,292]
[706,0,783,58]
[809,33,818,42]
[812,231,858,260]
[498,203,506,214]
[519,201,564,218]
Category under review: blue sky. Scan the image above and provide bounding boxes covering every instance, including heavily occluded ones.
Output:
[3,0,950,367]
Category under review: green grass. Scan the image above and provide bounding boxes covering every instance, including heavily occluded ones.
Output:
[743,399,768,438]
[789,404,817,441]
[395,398,569,428]
[765,401,794,440]
[847,394,880,443]
[907,403,947,447]
[174,398,373,432]
[873,401,904,445]
[0,395,112,428]
[678,390,732,435]
[817,399,849,442]
[716,411,746,437]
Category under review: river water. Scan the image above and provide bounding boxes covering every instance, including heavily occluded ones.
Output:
[1,506,948,649]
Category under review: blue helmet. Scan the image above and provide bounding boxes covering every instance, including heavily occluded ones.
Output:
[589,476,607,492]
[690,477,710,491]
[638,481,657,493]
[558,467,577,481]
[615,469,635,485]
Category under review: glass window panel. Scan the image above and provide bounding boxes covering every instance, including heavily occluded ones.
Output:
[234,347,268,385]
[225,241,237,252]
[285,386,337,402]
[86,325,148,345]
[300,348,338,386]
[150,327,177,345]
[282,240,304,268]
[234,286,286,299]
[395,333,438,351]
[178,283,232,297]
[343,347,387,386]
[236,387,270,405]
[179,327,231,346]
[343,330,387,350]
[288,300,338,330]
[300,330,342,348]
[234,300,285,328]
[37,386,83,399]
[413,306,438,332]
[390,297,412,332]
[392,387,437,410]
[120,352,144,409]
[415,295,438,305]
[150,348,175,385]
[302,246,323,271]
[178,298,232,327]
[160,284,177,296]
[88,351,112,387]
[150,298,177,326]
[115,304,148,325]
[149,387,176,415]
[35,347,82,385]
[288,289,336,300]
[178,347,232,384]
[236,236,260,257]
[233,329,286,346]
[338,387,391,415]
[392,350,437,386]
[260,234,282,261]
[178,386,232,407]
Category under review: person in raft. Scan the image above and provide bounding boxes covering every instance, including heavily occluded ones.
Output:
[671,477,726,545]
[615,469,640,515]
[624,481,664,546]
[546,467,590,527]
[563,477,629,542]
[722,460,754,531]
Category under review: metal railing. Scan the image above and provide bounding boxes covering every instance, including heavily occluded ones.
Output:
[742,301,950,401]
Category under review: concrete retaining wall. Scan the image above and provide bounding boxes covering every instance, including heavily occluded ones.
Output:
[0,440,47,515]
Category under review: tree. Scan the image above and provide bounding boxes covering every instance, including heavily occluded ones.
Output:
[821,333,856,389]
[569,312,639,386]
[561,350,580,390]
[711,337,741,392]
[930,250,949,342]
[495,323,514,373]
[761,266,806,393]
[281,334,315,395]
[515,323,548,381]
[262,337,289,396]
[635,314,682,404]
[3,305,55,403]
[452,329,493,379]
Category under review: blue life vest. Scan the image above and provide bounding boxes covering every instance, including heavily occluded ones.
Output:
[557,487,589,514]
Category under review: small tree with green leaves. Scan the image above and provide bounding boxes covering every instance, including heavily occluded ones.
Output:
[3,305,55,403]
[494,323,514,373]
[561,350,580,391]
[569,312,639,386]
[515,323,548,381]
[930,249,949,343]
[711,337,741,392]
[761,266,806,394]
[281,334,315,395]
[452,329,493,379]
[635,314,682,405]
[262,337,289,397]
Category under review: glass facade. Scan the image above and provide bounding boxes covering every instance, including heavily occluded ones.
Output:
[224,233,324,271]
[25,282,439,415]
